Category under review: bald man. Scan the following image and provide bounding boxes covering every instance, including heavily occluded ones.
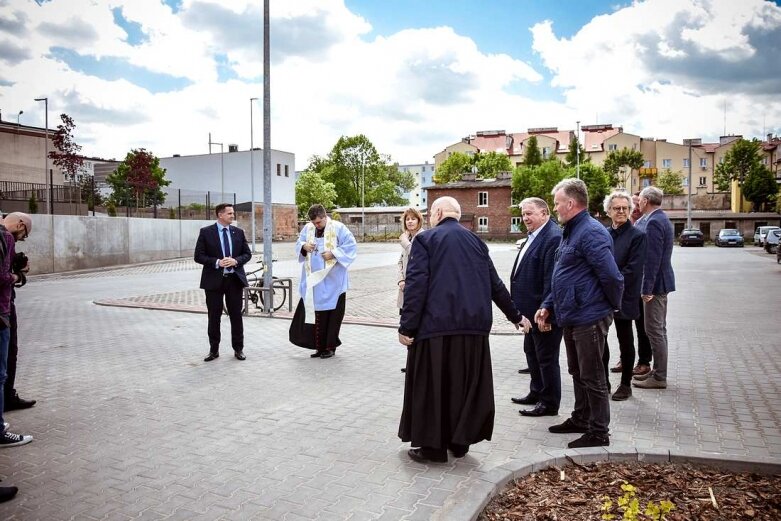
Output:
[398,196,523,463]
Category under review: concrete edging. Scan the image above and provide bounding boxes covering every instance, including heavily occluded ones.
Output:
[435,449,781,521]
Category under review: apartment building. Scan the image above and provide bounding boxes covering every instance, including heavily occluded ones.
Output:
[397,161,434,208]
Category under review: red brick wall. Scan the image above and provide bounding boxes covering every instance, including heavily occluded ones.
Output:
[427,186,517,239]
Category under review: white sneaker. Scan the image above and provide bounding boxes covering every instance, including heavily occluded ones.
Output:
[0,431,33,448]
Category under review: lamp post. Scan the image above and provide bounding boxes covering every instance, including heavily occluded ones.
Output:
[361,152,367,240]
[250,97,258,252]
[34,97,51,214]
[208,136,225,203]
[16,110,23,125]
[686,139,693,229]
[575,120,581,179]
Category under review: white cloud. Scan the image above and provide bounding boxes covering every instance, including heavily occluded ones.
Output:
[2,0,779,175]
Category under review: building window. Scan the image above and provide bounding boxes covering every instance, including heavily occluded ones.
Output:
[542,147,550,159]
[700,158,707,168]
[683,158,689,168]
[478,192,488,206]
[699,176,707,186]
[477,217,488,233]
[350,216,362,224]
[422,166,426,172]
[511,217,522,233]
[662,159,671,168]
[644,161,651,168]
[276,164,281,176]
[682,177,689,186]
[284,165,289,177]
[421,176,426,184]
[394,216,401,223]
[642,178,652,188]
[608,144,618,151]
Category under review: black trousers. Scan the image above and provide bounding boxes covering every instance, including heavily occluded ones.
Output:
[3,302,17,401]
[205,274,244,353]
[603,317,636,388]
[524,327,563,409]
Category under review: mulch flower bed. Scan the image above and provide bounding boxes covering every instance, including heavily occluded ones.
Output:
[479,460,781,520]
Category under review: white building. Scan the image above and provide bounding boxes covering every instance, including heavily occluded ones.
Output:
[398,161,434,208]
[160,147,296,205]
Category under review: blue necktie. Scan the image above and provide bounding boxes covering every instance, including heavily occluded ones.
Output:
[221,227,230,258]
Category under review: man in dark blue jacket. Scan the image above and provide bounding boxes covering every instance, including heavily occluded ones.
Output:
[398,196,522,463]
[633,186,675,390]
[536,179,623,449]
[510,198,563,417]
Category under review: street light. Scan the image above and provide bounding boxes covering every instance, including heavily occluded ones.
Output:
[16,110,23,125]
[576,120,581,179]
[208,136,225,203]
[250,97,258,253]
[34,97,51,214]
[361,152,367,240]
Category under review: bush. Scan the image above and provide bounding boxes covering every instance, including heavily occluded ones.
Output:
[28,192,38,214]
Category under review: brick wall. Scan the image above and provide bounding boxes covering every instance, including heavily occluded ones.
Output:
[427,185,517,239]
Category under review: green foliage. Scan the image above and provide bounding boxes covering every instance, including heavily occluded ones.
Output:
[601,481,675,520]
[305,135,414,207]
[570,163,612,215]
[78,175,102,209]
[512,160,567,211]
[106,200,117,217]
[565,137,589,168]
[28,192,38,214]
[168,207,176,219]
[603,148,645,187]
[475,151,512,178]
[523,135,543,167]
[434,151,473,184]
[713,139,765,193]
[107,149,170,208]
[656,169,685,196]
[187,203,206,212]
[295,170,338,217]
[742,166,778,211]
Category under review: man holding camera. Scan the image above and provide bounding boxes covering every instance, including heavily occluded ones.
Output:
[0,212,34,449]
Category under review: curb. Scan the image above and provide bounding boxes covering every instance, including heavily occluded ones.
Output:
[434,449,781,521]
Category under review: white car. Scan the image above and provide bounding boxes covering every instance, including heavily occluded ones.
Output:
[753,226,780,246]
[765,229,781,254]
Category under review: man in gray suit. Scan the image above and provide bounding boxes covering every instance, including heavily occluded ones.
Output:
[633,186,675,390]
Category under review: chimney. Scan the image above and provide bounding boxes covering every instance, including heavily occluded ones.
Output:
[462,173,476,181]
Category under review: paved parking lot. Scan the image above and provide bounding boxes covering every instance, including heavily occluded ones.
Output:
[1,242,779,520]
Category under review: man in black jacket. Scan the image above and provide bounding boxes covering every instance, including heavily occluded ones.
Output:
[510,198,563,417]
[194,203,252,362]
[398,196,522,463]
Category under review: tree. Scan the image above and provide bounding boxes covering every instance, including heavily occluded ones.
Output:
[78,175,103,210]
[523,136,543,167]
[28,192,38,214]
[475,151,512,178]
[603,148,645,188]
[295,170,337,217]
[656,170,685,195]
[564,137,589,168]
[48,113,84,183]
[106,149,170,208]
[305,135,415,207]
[742,166,778,211]
[713,139,769,196]
[434,151,473,184]
[511,160,567,211]
[569,163,611,216]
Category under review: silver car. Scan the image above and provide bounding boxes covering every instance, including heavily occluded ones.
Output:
[754,225,780,246]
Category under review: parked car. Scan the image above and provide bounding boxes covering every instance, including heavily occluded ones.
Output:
[753,225,780,246]
[777,239,781,264]
[765,229,781,254]
[679,228,704,247]
[715,229,744,247]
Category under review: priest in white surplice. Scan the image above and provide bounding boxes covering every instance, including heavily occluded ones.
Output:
[289,204,357,359]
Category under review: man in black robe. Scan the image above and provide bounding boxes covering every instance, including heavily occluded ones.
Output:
[398,196,522,463]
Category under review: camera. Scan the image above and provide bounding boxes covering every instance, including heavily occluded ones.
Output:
[12,252,28,288]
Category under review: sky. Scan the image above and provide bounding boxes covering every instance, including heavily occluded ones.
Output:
[2,0,780,171]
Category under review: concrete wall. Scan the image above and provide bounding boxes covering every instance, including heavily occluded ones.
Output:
[18,214,214,274]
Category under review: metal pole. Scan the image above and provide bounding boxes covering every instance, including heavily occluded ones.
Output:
[220,142,224,204]
[262,0,273,311]
[35,98,50,213]
[361,158,365,240]
[250,97,258,253]
[576,120,580,180]
[687,142,692,229]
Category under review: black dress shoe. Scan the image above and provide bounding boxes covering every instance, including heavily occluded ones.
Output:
[518,367,531,374]
[548,418,588,434]
[448,443,469,458]
[407,447,447,463]
[0,485,19,503]
[400,368,406,373]
[204,353,219,362]
[310,351,322,358]
[4,394,36,412]
[567,433,609,448]
[319,350,334,359]
[234,351,246,360]
[519,403,559,417]
[511,394,539,405]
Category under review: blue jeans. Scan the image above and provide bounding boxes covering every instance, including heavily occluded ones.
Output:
[0,327,9,434]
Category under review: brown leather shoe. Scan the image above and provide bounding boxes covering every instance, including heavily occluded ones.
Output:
[632,364,651,376]
[610,361,623,373]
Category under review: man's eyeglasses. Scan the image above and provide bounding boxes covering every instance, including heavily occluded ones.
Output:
[612,206,629,213]
[19,222,28,239]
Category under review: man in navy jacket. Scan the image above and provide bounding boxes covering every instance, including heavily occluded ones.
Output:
[633,186,675,390]
[536,179,623,449]
[194,203,252,362]
[510,197,563,417]
[398,196,522,463]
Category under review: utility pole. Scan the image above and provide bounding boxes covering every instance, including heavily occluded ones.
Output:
[575,120,580,179]
[686,140,693,229]
[250,97,258,253]
[35,97,51,214]
[262,0,273,310]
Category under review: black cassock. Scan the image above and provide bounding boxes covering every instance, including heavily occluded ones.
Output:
[289,293,346,352]
[398,334,495,449]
